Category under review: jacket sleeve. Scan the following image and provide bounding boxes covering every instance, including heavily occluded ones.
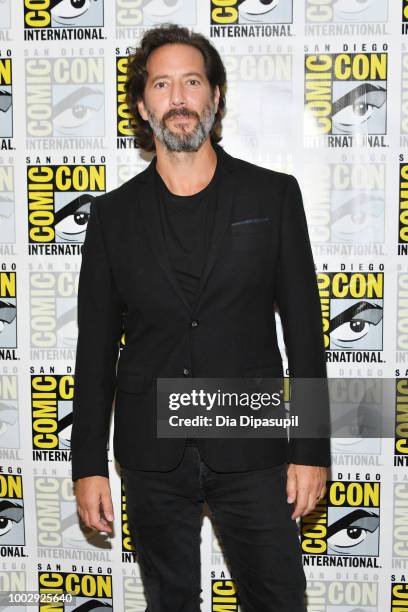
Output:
[275,174,331,467]
[71,198,123,481]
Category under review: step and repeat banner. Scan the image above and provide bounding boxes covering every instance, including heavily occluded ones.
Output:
[0,1,407,610]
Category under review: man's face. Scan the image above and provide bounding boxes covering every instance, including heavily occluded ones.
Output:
[137,43,220,152]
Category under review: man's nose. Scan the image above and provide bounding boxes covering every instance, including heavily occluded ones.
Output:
[169,81,186,106]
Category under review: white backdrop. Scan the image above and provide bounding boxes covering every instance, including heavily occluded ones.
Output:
[0,1,407,610]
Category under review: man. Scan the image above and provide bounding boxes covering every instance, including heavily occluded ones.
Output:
[72,24,331,612]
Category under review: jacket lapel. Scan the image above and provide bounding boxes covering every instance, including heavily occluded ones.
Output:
[136,145,239,314]
[193,148,238,311]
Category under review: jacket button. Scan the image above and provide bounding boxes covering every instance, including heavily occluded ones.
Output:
[191,320,199,328]
[183,368,191,376]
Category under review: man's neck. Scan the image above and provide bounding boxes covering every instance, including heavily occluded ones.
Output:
[155,140,218,196]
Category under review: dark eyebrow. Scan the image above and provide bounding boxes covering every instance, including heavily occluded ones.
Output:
[54,193,94,225]
[329,301,382,333]
[327,509,378,538]
[151,72,204,83]
[332,83,386,116]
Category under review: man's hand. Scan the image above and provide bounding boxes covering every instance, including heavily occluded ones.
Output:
[74,476,114,533]
[286,463,328,520]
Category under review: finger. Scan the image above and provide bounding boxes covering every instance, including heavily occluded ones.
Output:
[286,470,297,505]
[291,488,308,520]
[88,509,108,532]
[101,492,114,523]
[302,491,318,517]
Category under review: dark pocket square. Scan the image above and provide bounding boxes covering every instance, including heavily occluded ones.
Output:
[231,217,271,226]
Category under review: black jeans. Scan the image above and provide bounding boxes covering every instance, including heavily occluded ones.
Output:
[121,444,307,612]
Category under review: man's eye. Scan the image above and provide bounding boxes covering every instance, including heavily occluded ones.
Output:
[188,79,199,86]
[155,82,167,89]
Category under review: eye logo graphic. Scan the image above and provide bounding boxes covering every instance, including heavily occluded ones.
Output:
[306,0,388,24]
[0,271,16,349]
[210,0,292,24]
[27,165,105,246]
[301,481,380,558]
[0,58,12,140]
[24,0,104,28]
[318,272,383,352]
[0,473,24,547]
[305,53,387,137]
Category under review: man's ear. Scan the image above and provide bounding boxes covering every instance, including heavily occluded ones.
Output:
[137,97,148,121]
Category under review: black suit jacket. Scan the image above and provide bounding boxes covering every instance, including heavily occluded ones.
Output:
[71,144,331,481]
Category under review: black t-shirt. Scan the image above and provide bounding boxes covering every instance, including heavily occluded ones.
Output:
[155,161,219,308]
[155,160,220,447]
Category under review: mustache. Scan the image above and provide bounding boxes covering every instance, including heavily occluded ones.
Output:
[162,107,200,122]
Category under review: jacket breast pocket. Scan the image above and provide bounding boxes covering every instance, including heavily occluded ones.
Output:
[116,370,146,394]
[230,219,274,251]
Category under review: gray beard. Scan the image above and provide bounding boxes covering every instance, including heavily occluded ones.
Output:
[146,103,216,152]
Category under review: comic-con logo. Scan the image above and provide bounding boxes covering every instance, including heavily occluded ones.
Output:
[318,271,384,360]
[38,571,112,610]
[394,380,408,464]
[0,270,17,352]
[31,375,73,460]
[391,582,408,610]
[305,161,385,246]
[116,55,136,149]
[121,481,136,562]
[304,51,387,144]
[211,577,239,610]
[399,163,408,255]
[0,374,19,453]
[397,272,408,358]
[0,471,25,553]
[305,0,388,27]
[24,0,104,40]
[222,52,292,152]
[307,578,378,609]
[393,483,408,559]
[30,269,79,351]
[27,164,105,254]
[116,0,196,26]
[302,480,381,566]
[25,56,105,141]
[0,165,15,246]
[210,0,293,37]
[0,57,12,142]
[35,476,111,554]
